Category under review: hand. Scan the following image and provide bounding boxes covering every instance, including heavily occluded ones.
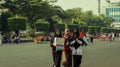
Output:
[53,43,56,46]
[66,42,69,46]
[77,40,83,44]
[76,38,78,41]
[70,40,75,45]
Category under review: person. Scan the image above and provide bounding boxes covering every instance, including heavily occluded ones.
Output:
[108,33,112,42]
[0,34,2,45]
[79,29,85,38]
[119,33,120,40]
[15,34,19,44]
[70,28,83,67]
[89,33,94,44]
[79,29,88,46]
[50,33,56,67]
[62,29,72,67]
[11,33,14,43]
[112,33,115,40]
[50,29,62,67]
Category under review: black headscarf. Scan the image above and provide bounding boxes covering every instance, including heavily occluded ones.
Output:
[73,28,79,39]
[54,29,62,37]
[72,28,82,49]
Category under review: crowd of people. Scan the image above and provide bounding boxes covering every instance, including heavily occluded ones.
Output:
[49,28,120,67]
[96,32,119,42]
[0,33,19,44]
[50,28,87,67]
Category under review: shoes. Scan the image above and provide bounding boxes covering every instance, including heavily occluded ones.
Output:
[52,64,56,67]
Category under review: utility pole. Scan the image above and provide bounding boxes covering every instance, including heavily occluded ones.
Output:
[98,0,101,15]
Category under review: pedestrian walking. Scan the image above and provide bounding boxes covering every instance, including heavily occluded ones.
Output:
[112,33,115,40]
[70,28,83,67]
[50,29,63,67]
[119,33,120,40]
[0,34,2,45]
[89,33,94,44]
[108,33,112,42]
[62,29,72,67]
[15,34,19,44]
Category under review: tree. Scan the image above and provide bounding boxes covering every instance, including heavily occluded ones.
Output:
[81,11,94,26]
[7,17,27,35]
[35,21,49,32]
[100,14,114,27]
[0,11,13,34]
[92,15,104,26]
[2,0,57,32]
[64,8,82,24]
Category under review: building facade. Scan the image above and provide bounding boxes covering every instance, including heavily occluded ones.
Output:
[102,1,120,29]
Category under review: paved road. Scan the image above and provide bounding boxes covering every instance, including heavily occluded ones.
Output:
[82,40,120,67]
[0,40,120,67]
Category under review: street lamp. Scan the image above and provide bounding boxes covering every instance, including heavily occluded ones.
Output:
[98,0,101,15]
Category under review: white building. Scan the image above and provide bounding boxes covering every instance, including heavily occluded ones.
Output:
[101,1,120,29]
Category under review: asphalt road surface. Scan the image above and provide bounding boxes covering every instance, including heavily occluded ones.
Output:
[0,40,120,67]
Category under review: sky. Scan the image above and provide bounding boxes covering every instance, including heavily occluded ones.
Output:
[54,0,120,14]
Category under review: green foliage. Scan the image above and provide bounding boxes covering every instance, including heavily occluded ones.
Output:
[100,27,113,33]
[100,27,106,33]
[0,11,13,33]
[88,26,101,34]
[79,26,88,32]
[2,0,57,29]
[21,1,56,28]
[1,0,116,33]
[8,17,27,31]
[113,29,120,33]
[81,11,94,26]
[68,24,79,31]
[67,24,88,32]
[92,15,104,26]
[35,21,49,32]
[54,24,65,32]
[100,14,114,27]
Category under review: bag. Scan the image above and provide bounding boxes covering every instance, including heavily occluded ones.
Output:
[62,51,72,66]
[62,51,67,66]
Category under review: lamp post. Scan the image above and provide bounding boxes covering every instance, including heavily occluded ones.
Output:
[98,0,101,15]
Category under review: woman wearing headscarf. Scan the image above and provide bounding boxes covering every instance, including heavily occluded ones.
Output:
[62,29,72,67]
[70,28,84,67]
[50,29,62,67]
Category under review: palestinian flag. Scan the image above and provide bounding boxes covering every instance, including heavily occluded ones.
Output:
[79,31,88,46]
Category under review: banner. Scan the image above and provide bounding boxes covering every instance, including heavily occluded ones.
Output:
[53,37,64,51]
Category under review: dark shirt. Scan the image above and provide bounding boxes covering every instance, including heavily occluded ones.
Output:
[70,38,83,49]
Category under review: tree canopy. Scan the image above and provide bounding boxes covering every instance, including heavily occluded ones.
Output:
[0,0,115,33]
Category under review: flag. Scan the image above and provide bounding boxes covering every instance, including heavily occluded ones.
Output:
[79,31,88,46]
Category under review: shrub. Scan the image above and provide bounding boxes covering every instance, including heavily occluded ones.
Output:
[35,21,49,32]
[8,17,27,31]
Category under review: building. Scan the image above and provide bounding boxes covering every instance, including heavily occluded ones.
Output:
[101,1,120,29]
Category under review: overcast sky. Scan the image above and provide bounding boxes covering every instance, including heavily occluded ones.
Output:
[54,0,120,14]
